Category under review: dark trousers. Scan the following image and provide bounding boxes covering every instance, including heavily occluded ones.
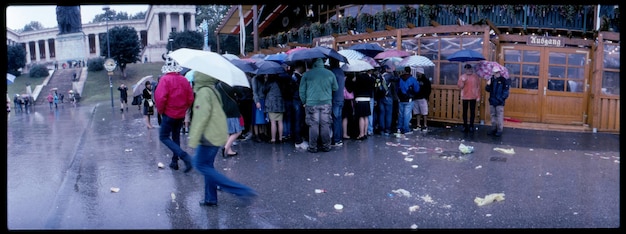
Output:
[462,99,477,128]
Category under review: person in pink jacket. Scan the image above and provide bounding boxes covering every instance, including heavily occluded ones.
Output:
[154,57,195,172]
[457,64,481,133]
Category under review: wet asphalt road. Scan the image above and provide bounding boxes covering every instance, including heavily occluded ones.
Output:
[5,102,620,230]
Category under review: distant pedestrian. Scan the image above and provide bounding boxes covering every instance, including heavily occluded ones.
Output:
[13,94,21,112]
[188,71,258,207]
[47,93,54,109]
[154,64,195,172]
[118,84,128,112]
[142,81,155,128]
[299,58,338,152]
[457,64,481,133]
[412,67,431,132]
[486,66,510,137]
[60,93,64,103]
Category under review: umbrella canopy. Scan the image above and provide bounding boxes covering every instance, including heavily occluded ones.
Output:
[286,47,309,55]
[312,46,348,63]
[338,49,366,60]
[7,73,16,84]
[284,48,326,65]
[222,53,240,60]
[397,55,435,67]
[447,49,486,62]
[168,48,250,88]
[250,53,266,59]
[373,50,412,60]
[264,53,288,64]
[348,43,385,58]
[475,61,510,79]
[381,57,403,68]
[132,75,155,97]
[230,59,258,74]
[360,56,380,68]
[341,59,374,72]
[254,60,286,75]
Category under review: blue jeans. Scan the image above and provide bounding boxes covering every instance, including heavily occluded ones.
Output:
[368,100,374,134]
[332,100,343,144]
[305,104,332,150]
[291,99,305,144]
[377,96,393,133]
[193,145,257,203]
[398,101,413,133]
[283,99,292,138]
[159,114,190,161]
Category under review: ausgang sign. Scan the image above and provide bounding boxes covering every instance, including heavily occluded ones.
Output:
[527,35,564,47]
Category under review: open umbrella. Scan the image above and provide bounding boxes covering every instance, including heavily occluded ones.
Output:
[284,48,326,65]
[348,43,385,58]
[360,56,380,68]
[222,53,240,60]
[397,55,435,67]
[475,61,510,79]
[254,60,286,75]
[286,47,309,55]
[7,73,16,84]
[312,46,348,63]
[230,59,258,74]
[338,49,366,60]
[132,75,155,97]
[169,48,250,88]
[341,59,374,72]
[447,49,486,62]
[373,50,412,60]
[264,53,288,64]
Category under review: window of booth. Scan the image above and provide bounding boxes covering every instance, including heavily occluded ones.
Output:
[504,49,540,90]
[547,51,586,92]
[601,43,620,96]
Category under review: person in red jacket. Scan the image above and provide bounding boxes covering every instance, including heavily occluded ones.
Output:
[155,55,195,172]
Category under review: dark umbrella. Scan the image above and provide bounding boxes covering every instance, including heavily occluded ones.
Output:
[348,43,385,58]
[254,60,286,75]
[312,46,348,63]
[447,49,486,62]
[230,59,258,74]
[284,48,326,65]
[264,53,288,64]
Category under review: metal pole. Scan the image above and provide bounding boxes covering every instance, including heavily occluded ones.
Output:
[105,7,114,108]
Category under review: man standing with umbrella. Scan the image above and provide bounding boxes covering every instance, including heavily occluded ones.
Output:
[154,56,195,172]
[485,66,510,137]
[300,58,338,153]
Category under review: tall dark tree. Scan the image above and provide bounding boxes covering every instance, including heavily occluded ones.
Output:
[99,26,141,78]
[168,31,204,51]
[195,5,229,52]
[7,44,26,77]
[21,21,45,32]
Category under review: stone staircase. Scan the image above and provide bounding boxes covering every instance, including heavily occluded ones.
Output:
[36,68,81,105]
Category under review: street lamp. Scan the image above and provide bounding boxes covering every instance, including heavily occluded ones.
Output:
[103,6,114,108]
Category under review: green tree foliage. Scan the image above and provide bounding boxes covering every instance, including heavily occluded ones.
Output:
[21,21,45,32]
[169,31,204,50]
[28,64,49,78]
[87,57,105,71]
[91,10,140,23]
[7,44,26,76]
[100,26,141,77]
[195,5,229,52]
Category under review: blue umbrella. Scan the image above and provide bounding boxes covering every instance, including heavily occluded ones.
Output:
[312,46,348,63]
[264,53,288,64]
[348,43,385,58]
[284,48,326,65]
[230,59,258,73]
[447,49,486,62]
[254,60,286,75]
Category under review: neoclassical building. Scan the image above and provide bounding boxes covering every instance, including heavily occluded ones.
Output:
[6,5,197,67]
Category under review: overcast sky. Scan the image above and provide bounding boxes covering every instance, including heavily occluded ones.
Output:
[5,4,149,30]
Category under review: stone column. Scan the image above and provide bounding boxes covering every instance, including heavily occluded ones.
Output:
[34,40,41,62]
[44,39,50,61]
[95,33,100,57]
[166,12,171,37]
[189,13,196,31]
[179,13,183,32]
[25,42,31,64]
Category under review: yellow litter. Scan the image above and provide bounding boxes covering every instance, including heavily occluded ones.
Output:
[493,147,515,155]
[474,193,505,206]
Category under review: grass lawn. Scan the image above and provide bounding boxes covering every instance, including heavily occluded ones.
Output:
[6,74,46,99]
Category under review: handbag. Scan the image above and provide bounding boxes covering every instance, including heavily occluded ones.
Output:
[343,87,354,100]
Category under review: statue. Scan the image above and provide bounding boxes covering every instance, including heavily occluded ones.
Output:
[56,6,82,34]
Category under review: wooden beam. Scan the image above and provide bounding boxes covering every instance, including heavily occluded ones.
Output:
[385,25,395,31]
[399,25,488,37]
[484,19,501,35]
[430,20,440,27]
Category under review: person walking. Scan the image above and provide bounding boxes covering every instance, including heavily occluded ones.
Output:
[52,91,59,109]
[485,66,510,137]
[397,66,420,135]
[46,92,54,110]
[413,67,431,132]
[377,65,398,136]
[216,81,243,157]
[142,81,155,129]
[188,71,258,207]
[457,64,481,133]
[154,65,195,172]
[299,58,338,153]
[118,83,129,113]
[328,58,346,146]
[352,69,375,140]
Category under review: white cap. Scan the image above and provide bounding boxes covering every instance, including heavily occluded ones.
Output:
[492,66,501,73]
[415,67,425,74]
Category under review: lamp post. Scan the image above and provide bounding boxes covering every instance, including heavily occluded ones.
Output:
[103,6,114,108]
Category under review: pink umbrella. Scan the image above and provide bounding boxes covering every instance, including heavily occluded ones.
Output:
[373,50,412,60]
[475,61,509,79]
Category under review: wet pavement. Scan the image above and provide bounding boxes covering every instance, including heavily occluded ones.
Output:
[5,102,620,230]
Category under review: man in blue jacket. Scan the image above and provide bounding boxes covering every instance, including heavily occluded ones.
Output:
[397,66,420,135]
[485,66,510,137]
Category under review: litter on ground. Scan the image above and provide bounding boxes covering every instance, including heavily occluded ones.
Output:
[392,189,412,197]
[474,193,505,206]
[493,147,515,155]
[110,187,120,193]
[459,143,474,154]
[409,205,420,213]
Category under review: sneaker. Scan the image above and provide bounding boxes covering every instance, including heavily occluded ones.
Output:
[320,146,332,152]
[169,161,179,170]
[383,132,390,136]
[404,130,413,135]
[421,127,428,132]
[413,126,422,131]
[333,141,343,147]
[307,147,318,153]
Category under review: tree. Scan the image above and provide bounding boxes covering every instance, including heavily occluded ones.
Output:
[7,44,26,76]
[100,26,141,78]
[169,31,204,51]
[22,21,45,32]
[195,5,229,52]
[91,10,138,23]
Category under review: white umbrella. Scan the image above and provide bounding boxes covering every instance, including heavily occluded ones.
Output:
[132,75,155,97]
[397,55,435,67]
[169,48,249,88]
[341,59,374,72]
[338,49,366,60]
[7,73,16,84]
